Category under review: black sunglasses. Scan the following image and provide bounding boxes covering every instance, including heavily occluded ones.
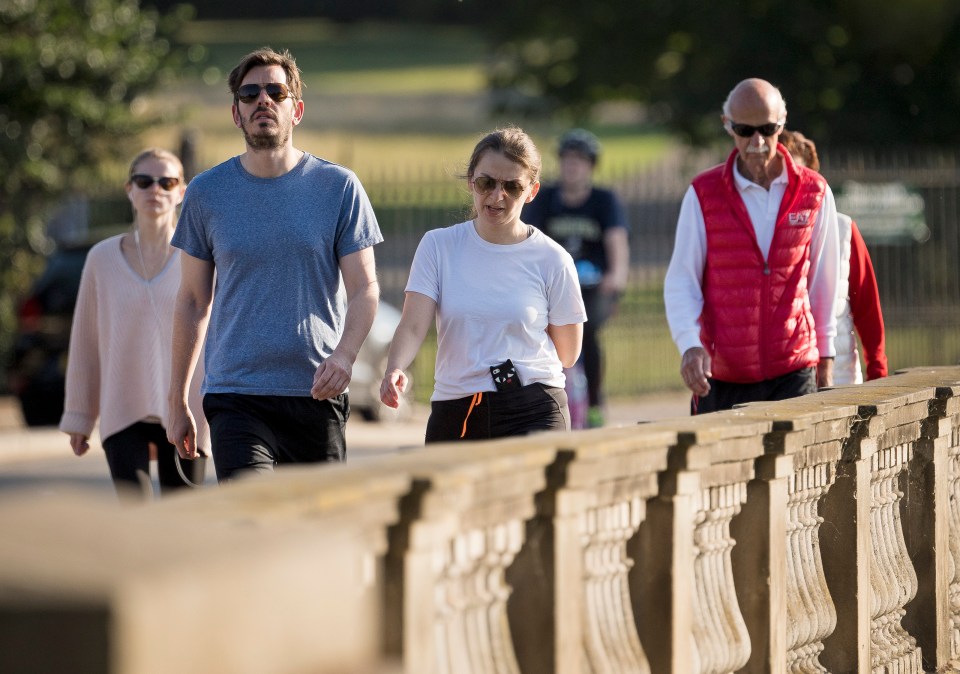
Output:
[471,175,527,200]
[728,121,783,138]
[236,82,291,104]
[130,174,180,191]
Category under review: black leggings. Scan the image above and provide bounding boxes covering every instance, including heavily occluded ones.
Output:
[581,286,619,408]
[425,383,568,443]
[102,421,205,500]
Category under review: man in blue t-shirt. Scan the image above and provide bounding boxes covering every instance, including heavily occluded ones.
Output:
[167,47,383,481]
[521,129,630,428]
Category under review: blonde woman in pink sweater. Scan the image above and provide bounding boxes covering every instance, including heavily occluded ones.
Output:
[59,149,208,500]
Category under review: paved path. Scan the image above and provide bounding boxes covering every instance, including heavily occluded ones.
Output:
[0,391,691,499]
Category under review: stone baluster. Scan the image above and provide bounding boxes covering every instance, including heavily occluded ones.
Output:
[951,405,960,661]
[891,373,960,671]
[435,523,524,674]
[383,439,558,674]
[872,388,936,673]
[632,439,704,674]
[581,497,647,672]
[506,426,674,674]
[869,443,921,671]
[729,398,855,674]
[786,466,837,673]
[693,482,752,673]
[634,416,767,674]
[816,384,934,673]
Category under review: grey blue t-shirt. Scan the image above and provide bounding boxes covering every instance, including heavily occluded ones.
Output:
[172,153,382,396]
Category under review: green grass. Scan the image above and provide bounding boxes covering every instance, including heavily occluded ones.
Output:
[886,324,960,373]
[189,20,488,69]
[316,66,486,95]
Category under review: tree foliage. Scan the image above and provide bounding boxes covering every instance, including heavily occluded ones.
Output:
[483,0,960,146]
[0,0,192,374]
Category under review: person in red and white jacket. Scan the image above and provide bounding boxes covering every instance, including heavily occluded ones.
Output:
[843,220,888,382]
[780,129,888,384]
[664,78,841,414]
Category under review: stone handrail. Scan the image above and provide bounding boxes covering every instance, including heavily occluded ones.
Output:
[1,366,958,673]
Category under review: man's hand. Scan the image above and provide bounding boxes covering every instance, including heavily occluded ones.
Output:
[167,403,198,459]
[311,352,353,400]
[680,347,712,396]
[817,357,834,389]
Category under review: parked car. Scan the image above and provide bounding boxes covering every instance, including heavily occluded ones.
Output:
[349,300,415,423]
[7,241,412,426]
[8,243,91,426]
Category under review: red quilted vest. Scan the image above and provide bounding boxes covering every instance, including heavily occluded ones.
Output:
[692,146,827,383]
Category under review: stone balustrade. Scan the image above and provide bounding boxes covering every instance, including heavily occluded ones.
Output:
[1,366,959,673]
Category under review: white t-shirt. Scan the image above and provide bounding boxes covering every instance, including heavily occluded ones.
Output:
[406,220,587,401]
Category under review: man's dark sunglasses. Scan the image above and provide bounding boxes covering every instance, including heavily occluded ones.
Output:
[471,175,527,199]
[236,82,291,104]
[130,174,180,191]
[729,121,783,138]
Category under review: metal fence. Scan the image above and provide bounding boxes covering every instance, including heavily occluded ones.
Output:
[371,146,960,398]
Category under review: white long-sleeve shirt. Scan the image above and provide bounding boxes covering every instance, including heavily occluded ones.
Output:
[664,159,840,360]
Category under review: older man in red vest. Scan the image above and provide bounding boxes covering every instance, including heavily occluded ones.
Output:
[664,78,840,414]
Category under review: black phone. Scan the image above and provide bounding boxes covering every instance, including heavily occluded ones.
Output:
[490,359,522,391]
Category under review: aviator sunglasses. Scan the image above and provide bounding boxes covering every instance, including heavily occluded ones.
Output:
[236,82,292,104]
[130,174,181,191]
[471,175,528,200]
[728,121,784,138]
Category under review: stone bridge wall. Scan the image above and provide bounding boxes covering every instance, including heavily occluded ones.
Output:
[2,366,959,673]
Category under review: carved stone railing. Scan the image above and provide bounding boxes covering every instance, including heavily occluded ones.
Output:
[2,366,959,673]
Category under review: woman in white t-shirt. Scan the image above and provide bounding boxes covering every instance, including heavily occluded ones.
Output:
[380,127,587,442]
[59,149,208,500]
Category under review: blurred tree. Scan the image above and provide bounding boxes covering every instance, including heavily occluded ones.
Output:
[0,0,193,383]
[483,0,960,146]
[148,0,484,22]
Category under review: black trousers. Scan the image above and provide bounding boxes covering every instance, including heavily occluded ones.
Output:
[425,383,568,443]
[692,366,817,415]
[102,421,204,500]
[203,393,349,482]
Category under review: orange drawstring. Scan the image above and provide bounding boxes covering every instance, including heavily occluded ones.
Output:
[460,392,483,438]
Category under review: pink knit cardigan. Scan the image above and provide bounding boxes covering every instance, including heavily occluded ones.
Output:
[59,235,209,449]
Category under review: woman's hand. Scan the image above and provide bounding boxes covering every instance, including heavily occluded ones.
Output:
[378,291,435,409]
[380,368,409,409]
[68,433,90,456]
